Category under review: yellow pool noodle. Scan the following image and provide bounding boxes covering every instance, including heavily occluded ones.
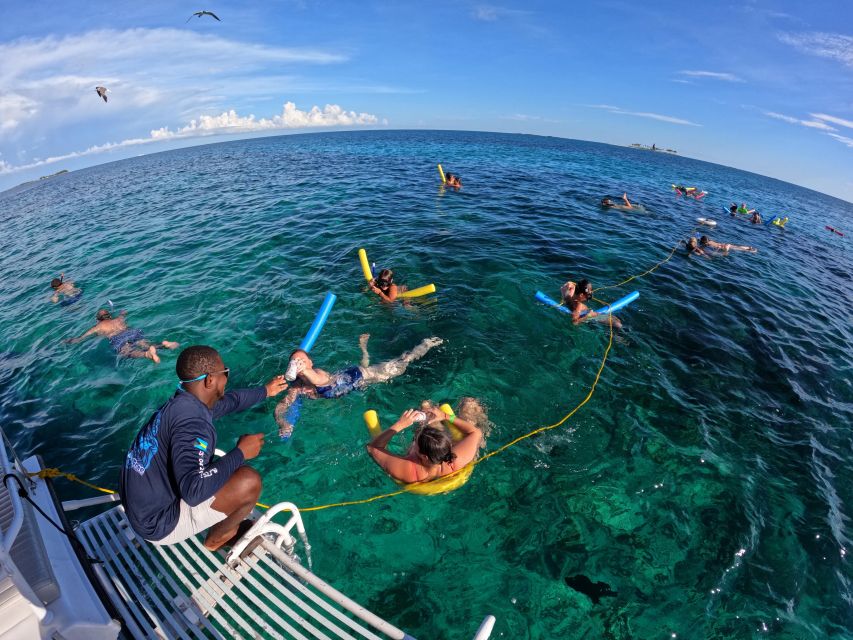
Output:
[364,409,382,438]
[440,403,464,441]
[363,404,475,495]
[397,283,436,299]
[437,163,446,184]
[358,248,373,281]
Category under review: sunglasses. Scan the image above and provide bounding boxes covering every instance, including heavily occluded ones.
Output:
[179,368,230,385]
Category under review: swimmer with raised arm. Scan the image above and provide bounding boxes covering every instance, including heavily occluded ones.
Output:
[699,236,757,255]
[274,334,443,439]
[601,193,634,210]
[50,273,82,304]
[366,398,486,484]
[64,309,179,364]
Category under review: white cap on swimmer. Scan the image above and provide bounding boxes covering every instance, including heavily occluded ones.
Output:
[284,358,305,382]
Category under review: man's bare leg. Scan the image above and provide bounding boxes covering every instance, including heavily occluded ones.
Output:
[361,337,443,384]
[205,466,262,551]
[123,343,160,364]
[359,333,370,368]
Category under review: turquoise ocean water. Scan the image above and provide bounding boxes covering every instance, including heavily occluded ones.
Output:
[1,130,851,639]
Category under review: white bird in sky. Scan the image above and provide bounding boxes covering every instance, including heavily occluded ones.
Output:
[95,86,108,103]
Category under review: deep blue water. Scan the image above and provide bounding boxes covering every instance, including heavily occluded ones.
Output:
[1,130,852,639]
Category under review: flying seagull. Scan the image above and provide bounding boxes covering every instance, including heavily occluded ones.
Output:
[95,86,108,103]
[186,10,221,22]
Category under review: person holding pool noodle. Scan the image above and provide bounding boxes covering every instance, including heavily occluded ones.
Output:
[275,334,444,439]
[366,399,485,485]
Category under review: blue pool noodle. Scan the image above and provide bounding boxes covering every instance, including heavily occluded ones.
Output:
[299,292,336,352]
[534,290,639,317]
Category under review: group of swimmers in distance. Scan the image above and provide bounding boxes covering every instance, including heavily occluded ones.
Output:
[730,202,763,224]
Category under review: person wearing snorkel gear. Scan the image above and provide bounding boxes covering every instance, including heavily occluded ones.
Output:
[699,236,757,254]
[274,334,443,439]
[49,272,82,304]
[445,172,462,188]
[685,237,710,258]
[601,193,634,210]
[729,203,738,216]
[119,345,288,550]
[560,279,623,328]
[64,308,179,364]
[366,398,486,484]
[369,268,400,302]
[750,210,762,224]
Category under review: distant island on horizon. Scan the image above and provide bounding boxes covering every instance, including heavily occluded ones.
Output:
[628,143,677,154]
[1,168,70,197]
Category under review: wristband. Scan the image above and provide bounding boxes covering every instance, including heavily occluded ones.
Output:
[447,414,456,425]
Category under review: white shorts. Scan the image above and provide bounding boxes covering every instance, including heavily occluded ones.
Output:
[150,495,227,546]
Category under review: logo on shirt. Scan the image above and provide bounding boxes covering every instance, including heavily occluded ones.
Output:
[194,438,209,452]
[126,410,161,476]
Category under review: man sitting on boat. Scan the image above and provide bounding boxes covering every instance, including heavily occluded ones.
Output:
[119,345,288,550]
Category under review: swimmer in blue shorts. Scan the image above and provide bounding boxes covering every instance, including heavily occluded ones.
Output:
[274,334,443,439]
[64,309,179,364]
[50,272,82,304]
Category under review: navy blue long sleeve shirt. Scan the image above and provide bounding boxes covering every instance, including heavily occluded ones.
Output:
[119,386,267,542]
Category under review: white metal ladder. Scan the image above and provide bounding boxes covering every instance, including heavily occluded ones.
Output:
[76,504,495,640]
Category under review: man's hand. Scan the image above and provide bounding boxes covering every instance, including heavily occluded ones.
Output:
[265,375,288,397]
[237,433,265,460]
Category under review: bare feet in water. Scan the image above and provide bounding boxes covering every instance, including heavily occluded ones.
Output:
[147,345,160,364]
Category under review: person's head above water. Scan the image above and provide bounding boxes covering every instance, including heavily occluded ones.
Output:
[96,309,112,322]
[601,198,613,207]
[176,345,229,405]
[686,237,698,251]
[699,235,710,246]
[285,348,312,381]
[574,279,593,300]
[416,425,456,465]
[50,277,63,290]
[375,269,394,290]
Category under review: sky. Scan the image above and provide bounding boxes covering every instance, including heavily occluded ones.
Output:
[1,0,852,201]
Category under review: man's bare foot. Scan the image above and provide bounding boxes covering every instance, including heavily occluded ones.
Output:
[161,341,179,349]
[359,333,370,348]
[147,345,160,364]
[278,423,293,441]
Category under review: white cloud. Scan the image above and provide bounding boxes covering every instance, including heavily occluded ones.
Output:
[0,93,39,130]
[153,101,379,138]
[778,32,853,68]
[588,104,701,127]
[472,5,531,21]
[828,133,853,148]
[811,113,853,129]
[764,111,837,131]
[678,70,744,82]
[0,101,382,175]
[0,27,349,141]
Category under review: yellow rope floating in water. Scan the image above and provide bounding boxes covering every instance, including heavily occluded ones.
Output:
[595,239,684,293]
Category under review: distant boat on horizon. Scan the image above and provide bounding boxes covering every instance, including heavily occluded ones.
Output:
[628,143,677,154]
